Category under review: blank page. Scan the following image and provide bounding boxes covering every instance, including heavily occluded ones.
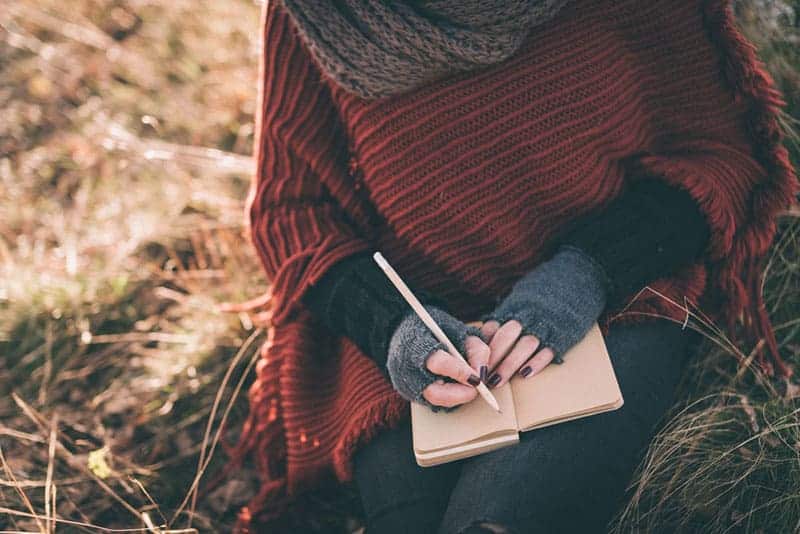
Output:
[412,380,518,454]
[511,324,623,432]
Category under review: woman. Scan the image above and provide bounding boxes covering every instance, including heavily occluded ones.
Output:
[226,0,798,532]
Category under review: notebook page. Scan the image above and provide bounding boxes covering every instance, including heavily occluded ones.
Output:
[411,380,518,454]
[511,323,623,432]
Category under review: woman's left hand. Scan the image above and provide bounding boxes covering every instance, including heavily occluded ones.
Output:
[478,319,556,389]
[476,245,609,389]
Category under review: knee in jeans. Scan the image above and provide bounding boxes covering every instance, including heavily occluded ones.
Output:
[458,520,513,534]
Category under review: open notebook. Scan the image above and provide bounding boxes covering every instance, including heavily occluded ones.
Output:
[412,323,623,467]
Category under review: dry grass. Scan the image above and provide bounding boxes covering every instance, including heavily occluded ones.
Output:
[1,0,270,531]
[608,217,800,533]
[0,0,798,532]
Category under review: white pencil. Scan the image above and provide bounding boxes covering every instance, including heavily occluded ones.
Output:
[373,251,502,413]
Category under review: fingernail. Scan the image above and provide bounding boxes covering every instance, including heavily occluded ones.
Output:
[467,374,481,387]
[479,365,488,383]
[519,366,532,378]
[487,373,501,388]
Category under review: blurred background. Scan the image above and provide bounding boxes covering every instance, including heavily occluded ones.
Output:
[0,0,798,532]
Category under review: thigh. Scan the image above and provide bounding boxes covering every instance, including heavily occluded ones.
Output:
[437,319,699,534]
[353,414,463,534]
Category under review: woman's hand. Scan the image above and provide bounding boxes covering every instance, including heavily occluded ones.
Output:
[477,246,608,389]
[478,319,557,389]
[387,305,491,411]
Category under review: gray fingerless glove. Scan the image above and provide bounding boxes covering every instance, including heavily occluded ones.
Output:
[387,304,486,412]
[480,245,609,364]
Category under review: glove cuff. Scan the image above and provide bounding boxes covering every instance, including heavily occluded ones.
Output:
[482,246,606,362]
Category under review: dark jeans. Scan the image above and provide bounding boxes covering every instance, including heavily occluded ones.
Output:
[353,319,700,534]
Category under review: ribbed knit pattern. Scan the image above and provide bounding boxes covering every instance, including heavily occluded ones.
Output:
[228,0,800,529]
[300,176,710,375]
[300,249,452,372]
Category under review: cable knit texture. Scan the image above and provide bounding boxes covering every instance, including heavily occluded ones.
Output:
[278,0,571,99]
[225,1,800,530]
[387,305,487,411]
[481,246,608,363]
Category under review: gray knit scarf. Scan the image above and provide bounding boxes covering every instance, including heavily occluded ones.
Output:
[278,0,572,100]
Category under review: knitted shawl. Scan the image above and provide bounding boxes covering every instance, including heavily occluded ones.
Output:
[220,0,799,530]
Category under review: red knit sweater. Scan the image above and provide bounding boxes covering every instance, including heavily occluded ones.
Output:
[225,0,799,529]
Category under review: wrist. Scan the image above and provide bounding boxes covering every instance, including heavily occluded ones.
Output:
[484,246,607,361]
[302,251,450,370]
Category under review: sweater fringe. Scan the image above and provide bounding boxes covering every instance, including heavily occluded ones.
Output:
[614,0,798,378]
[219,322,410,532]
[699,0,798,378]
[217,326,292,533]
[331,389,409,483]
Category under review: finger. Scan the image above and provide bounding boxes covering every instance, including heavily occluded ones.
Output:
[487,334,540,389]
[464,335,490,380]
[426,349,482,386]
[487,320,522,370]
[518,347,556,378]
[480,320,501,343]
[422,381,478,408]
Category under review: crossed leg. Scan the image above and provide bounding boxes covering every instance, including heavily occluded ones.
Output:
[437,319,698,534]
[353,414,463,533]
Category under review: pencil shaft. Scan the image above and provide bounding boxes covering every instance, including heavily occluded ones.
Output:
[373,251,501,413]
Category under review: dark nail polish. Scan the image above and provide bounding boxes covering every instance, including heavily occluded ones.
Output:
[519,366,532,378]
[479,365,488,383]
[467,374,481,387]
[487,373,501,388]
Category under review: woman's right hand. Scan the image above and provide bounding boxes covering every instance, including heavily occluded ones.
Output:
[386,305,491,411]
